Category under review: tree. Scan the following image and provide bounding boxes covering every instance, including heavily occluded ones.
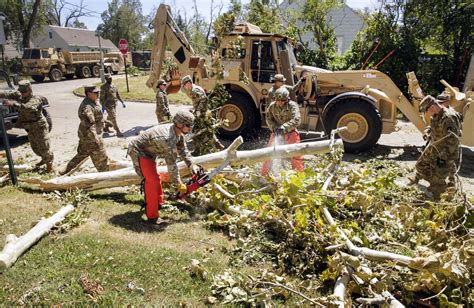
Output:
[0,0,48,49]
[44,0,92,27]
[99,0,146,51]
[245,0,282,34]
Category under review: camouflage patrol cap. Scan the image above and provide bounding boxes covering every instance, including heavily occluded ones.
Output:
[157,79,167,87]
[436,92,450,101]
[181,75,192,86]
[18,80,31,93]
[419,95,437,112]
[274,74,286,82]
[84,85,100,93]
[275,87,290,101]
[173,110,195,127]
[104,73,112,79]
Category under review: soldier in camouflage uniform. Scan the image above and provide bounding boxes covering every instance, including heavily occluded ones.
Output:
[410,95,462,199]
[100,73,126,137]
[0,80,54,172]
[155,79,171,123]
[127,110,199,224]
[267,74,306,101]
[180,75,224,156]
[261,87,304,176]
[60,85,109,175]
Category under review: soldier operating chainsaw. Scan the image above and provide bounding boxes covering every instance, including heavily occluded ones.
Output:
[261,87,304,176]
[127,110,201,225]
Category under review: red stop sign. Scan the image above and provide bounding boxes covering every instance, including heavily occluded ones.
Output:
[119,38,128,55]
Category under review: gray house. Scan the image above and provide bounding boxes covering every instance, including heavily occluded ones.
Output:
[280,1,365,55]
[32,25,119,53]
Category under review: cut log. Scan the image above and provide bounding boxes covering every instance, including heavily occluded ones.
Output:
[23,137,342,192]
[1,164,33,174]
[333,266,351,308]
[0,204,75,271]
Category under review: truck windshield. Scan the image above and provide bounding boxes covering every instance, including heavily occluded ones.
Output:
[22,49,41,59]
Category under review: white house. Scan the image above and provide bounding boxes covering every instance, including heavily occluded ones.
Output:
[31,25,119,53]
[280,1,365,55]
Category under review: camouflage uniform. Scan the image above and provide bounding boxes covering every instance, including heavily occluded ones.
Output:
[62,96,109,174]
[415,106,462,198]
[262,88,304,175]
[100,80,123,136]
[127,123,192,184]
[0,87,54,168]
[182,83,223,156]
[155,89,171,123]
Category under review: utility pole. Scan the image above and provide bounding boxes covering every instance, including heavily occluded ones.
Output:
[96,25,105,84]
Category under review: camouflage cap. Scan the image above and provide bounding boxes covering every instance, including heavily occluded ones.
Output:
[275,87,290,101]
[104,73,112,79]
[419,95,437,112]
[274,74,286,82]
[181,75,192,86]
[18,80,31,93]
[436,91,450,101]
[84,85,100,93]
[173,110,195,127]
[157,79,167,87]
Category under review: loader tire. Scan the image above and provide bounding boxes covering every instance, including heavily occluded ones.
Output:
[324,99,382,153]
[218,91,259,139]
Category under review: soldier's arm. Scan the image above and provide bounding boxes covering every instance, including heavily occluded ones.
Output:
[81,105,101,143]
[177,136,192,167]
[164,151,182,184]
[18,96,43,113]
[0,90,22,105]
[286,78,304,94]
[99,86,105,104]
[265,104,279,131]
[437,117,461,160]
[116,87,125,104]
[281,101,301,132]
[194,89,208,114]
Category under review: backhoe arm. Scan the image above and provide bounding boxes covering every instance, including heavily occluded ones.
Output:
[146,4,197,89]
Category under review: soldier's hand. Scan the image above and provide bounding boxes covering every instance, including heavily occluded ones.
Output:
[274,127,285,136]
[300,76,307,82]
[177,183,188,194]
[437,158,446,168]
[2,100,13,106]
[121,101,126,108]
[191,164,202,175]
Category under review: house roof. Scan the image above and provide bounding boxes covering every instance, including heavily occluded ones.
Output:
[49,25,119,50]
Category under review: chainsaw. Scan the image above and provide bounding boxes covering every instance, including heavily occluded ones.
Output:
[174,159,230,199]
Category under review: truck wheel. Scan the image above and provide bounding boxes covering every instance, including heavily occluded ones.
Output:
[112,71,119,75]
[80,66,91,78]
[42,108,53,132]
[105,66,113,74]
[218,91,258,139]
[324,99,382,153]
[32,75,45,83]
[92,65,100,77]
[48,68,63,82]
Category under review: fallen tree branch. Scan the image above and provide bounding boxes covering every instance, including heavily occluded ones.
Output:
[333,266,351,308]
[24,137,342,192]
[0,204,75,270]
[256,280,325,307]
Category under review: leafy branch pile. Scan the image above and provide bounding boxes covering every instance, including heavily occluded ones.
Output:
[192,156,473,306]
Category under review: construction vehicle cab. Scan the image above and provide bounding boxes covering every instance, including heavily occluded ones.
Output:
[147,4,474,152]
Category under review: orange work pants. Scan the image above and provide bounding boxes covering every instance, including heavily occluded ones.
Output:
[139,156,164,220]
[261,130,304,176]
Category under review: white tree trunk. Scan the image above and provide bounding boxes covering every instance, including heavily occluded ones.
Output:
[0,204,75,271]
[23,137,342,192]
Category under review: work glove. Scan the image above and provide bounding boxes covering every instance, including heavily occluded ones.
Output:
[300,76,307,82]
[274,127,285,136]
[177,183,188,194]
[191,164,202,175]
[436,158,446,168]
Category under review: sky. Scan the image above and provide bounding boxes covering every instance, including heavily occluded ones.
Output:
[78,0,379,32]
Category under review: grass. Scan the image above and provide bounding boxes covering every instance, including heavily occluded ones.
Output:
[0,186,265,305]
[72,74,190,104]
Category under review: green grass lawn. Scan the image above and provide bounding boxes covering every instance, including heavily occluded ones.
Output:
[0,187,263,305]
[73,74,190,104]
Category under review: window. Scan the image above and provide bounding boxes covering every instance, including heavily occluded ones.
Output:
[49,32,53,39]
[30,49,41,59]
[22,49,31,59]
[41,50,49,59]
[250,40,276,83]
